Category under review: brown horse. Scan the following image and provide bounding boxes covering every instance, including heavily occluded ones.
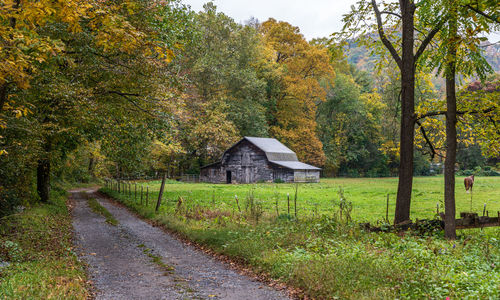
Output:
[464,175,474,193]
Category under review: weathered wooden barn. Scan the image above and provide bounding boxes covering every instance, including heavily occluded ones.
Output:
[200,137,321,183]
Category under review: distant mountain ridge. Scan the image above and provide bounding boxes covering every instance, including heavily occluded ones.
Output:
[483,43,500,72]
[345,41,500,73]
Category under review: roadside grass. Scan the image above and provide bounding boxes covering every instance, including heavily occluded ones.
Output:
[0,188,89,299]
[101,179,500,299]
[111,176,500,222]
[88,198,118,226]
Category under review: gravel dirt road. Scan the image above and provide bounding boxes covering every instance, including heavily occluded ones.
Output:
[71,188,289,300]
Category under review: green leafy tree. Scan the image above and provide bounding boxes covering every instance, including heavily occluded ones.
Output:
[339,0,444,223]
[415,0,498,238]
[318,73,387,177]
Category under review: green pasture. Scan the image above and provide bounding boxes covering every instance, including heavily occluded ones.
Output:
[112,176,500,222]
[102,177,500,299]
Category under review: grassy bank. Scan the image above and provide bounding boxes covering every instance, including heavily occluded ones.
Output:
[101,184,500,299]
[0,188,89,299]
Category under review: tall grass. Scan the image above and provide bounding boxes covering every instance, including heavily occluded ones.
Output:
[0,188,89,299]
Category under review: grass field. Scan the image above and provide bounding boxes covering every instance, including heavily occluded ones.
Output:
[114,176,500,223]
[101,176,500,299]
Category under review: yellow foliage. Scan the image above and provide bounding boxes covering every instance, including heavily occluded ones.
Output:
[260,19,334,166]
[379,140,400,159]
[0,0,177,152]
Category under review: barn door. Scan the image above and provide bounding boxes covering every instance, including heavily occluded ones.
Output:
[226,171,232,184]
[244,167,253,183]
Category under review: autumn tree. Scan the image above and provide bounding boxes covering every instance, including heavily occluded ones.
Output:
[175,3,267,169]
[260,19,334,166]
[0,0,194,204]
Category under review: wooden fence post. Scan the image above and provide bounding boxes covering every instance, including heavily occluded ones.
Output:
[134,183,137,202]
[386,194,389,223]
[287,193,290,215]
[140,185,143,205]
[275,197,279,217]
[235,195,241,213]
[156,173,167,212]
[146,186,149,207]
[294,184,298,219]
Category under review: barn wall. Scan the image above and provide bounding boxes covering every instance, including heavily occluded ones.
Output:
[294,170,320,183]
[200,166,225,183]
[200,139,320,184]
[200,140,274,183]
[224,140,273,183]
[272,168,294,183]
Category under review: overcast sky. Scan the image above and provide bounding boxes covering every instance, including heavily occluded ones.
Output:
[182,0,500,42]
[182,0,359,40]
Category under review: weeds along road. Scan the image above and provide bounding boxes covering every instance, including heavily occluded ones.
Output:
[71,188,289,300]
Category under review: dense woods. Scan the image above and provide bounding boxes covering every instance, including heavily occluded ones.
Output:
[1,0,499,226]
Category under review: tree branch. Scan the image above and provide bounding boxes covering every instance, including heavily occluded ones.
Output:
[464,5,500,24]
[380,11,402,19]
[104,91,141,97]
[89,50,148,77]
[371,0,402,70]
[104,91,157,118]
[414,18,445,63]
[416,120,437,160]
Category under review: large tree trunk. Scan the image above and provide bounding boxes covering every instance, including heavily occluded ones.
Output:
[444,8,458,240]
[394,0,416,224]
[37,141,52,203]
[88,154,96,178]
[0,84,7,112]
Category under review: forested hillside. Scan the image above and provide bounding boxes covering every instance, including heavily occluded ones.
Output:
[346,39,500,73]
[483,42,500,71]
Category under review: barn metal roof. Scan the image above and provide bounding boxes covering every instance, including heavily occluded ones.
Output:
[201,137,321,170]
[269,161,322,170]
[244,137,298,161]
